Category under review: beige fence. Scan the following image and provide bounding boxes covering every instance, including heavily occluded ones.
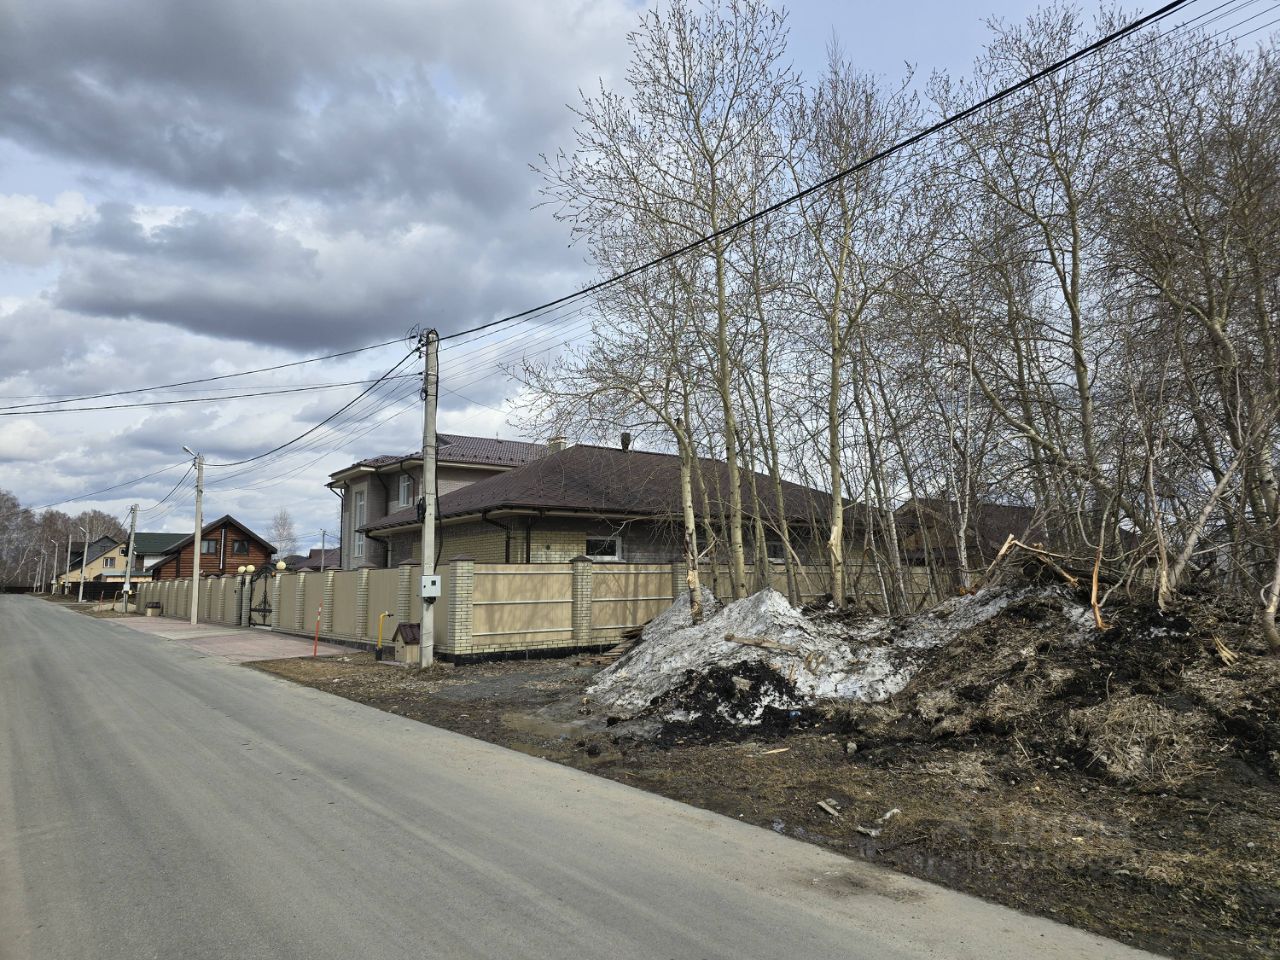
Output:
[133,556,943,660]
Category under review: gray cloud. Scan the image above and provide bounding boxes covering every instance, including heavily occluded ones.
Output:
[0,0,630,210]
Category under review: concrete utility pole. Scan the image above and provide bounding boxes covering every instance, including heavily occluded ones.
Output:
[123,504,138,608]
[419,329,440,666]
[63,537,71,595]
[49,539,58,592]
[77,525,88,603]
[35,550,43,594]
[320,530,327,572]
[183,447,204,626]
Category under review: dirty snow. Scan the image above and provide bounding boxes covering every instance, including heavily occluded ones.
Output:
[590,585,1092,720]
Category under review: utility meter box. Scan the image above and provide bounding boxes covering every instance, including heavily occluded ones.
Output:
[420,575,441,599]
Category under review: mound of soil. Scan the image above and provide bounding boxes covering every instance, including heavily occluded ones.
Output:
[645,661,824,746]
[832,588,1280,789]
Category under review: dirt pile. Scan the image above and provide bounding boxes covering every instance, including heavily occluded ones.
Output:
[837,588,1280,787]
[590,584,1070,734]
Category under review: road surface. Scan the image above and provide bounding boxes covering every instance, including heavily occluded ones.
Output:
[0,595,1154,959]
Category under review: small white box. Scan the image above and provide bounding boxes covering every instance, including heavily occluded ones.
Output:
[420,575,441,598]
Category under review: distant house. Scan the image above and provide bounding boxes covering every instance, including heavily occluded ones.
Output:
[147,515,276,580]
[58,536,122,587]
[895,498,1042,571]
[338,438,848,569]
[88,532,189,584]
[327,433,553,569]
[279,547,341,572]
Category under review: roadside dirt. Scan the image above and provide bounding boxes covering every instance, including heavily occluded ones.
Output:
[251,649,1279,959]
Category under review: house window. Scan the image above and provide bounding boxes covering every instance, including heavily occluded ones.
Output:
[399,473,413,506]
[353,491,367,559]
[231,540,250,556]
[765,540,786,562]
[102,557,116,569]
[201,539,218,554]
[585,537,622,561]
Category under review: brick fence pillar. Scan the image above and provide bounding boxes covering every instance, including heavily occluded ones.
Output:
[355,568,370,639]
[571,555,594,647]
[270,574,282,630]
[294,572,307,632]
[447,556,474,656]
[322,570,335,635]
[237,576,249,627]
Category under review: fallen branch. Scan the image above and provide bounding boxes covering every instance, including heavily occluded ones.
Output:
[1091,539,1108,631]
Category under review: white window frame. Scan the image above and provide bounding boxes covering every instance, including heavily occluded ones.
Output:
[584,536,623,562]
[398,473,413,506]
[353,490,367,559]
[102,556,116,569]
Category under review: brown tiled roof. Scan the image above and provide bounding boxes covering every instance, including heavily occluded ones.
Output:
[351,434,548,472]
[361,444,847,533]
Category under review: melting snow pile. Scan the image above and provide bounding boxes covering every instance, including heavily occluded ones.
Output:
[589,584,1090,725]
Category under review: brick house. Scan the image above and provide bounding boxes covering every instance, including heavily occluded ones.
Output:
[147,515,276,580]
[338,438,849,569]
[327,433,552,569]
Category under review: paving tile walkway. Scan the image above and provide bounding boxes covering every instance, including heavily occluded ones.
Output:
[111,615,348,662]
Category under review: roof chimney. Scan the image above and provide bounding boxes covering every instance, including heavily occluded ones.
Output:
[621,432,631,452]
[547,436,566,454]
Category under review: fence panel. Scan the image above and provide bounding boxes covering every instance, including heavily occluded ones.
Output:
[330,570,359,638]
[591,564,672,642]
[222,578,240,624]
[302,574,324,633]
[276,573,298,630]
[364,569,400,642]
[470,563,572,654]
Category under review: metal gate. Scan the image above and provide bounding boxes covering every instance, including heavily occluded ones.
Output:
[248,571,273,626]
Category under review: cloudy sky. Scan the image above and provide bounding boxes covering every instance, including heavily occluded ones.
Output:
[0,0,1046,549]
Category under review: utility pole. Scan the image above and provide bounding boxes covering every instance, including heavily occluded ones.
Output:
[35,550,43,594]
[320,530,327,572]
[63,536,71,595]
[419,329,440,666]
[123,504,138,609]
[183,447,204,626]
[49,539,58,592]
[77,525,88,603]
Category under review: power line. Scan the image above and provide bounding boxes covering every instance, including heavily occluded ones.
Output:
[0,337,409,413]
[33,461,190,511]
[2,375,419,417]
[205,349,419,467]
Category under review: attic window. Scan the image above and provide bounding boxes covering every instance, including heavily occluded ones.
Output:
[231,540,250,555]
[585,537,622,562]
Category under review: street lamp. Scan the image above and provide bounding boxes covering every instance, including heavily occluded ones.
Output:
[77,525,88,603]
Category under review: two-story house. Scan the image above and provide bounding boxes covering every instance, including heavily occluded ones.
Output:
[147,515,276,580]
[326,433,553,569]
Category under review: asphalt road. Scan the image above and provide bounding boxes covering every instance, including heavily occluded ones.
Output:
[0,596,1154,960]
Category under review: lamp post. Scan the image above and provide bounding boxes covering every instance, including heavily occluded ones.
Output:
[182,445,204,626]
[77,525,88,603]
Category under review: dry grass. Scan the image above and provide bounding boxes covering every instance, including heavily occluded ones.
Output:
[1071,694,1212,786]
